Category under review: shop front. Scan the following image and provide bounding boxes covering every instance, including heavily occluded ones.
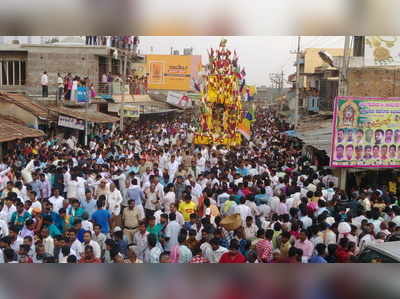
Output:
[50,106,119,145]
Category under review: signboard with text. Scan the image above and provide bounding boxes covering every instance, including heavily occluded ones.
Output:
[166,91,193,109]
[76,87,89,103]
[58,115,85,130]
[331,96,400,168]
[146,54,201,91]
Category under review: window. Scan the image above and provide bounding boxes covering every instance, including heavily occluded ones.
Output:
[0,59,26,86]
[1,62,6,85]
[358,248,398,263]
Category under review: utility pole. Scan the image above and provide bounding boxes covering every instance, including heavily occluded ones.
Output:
[338,36,352,192]
[294,36,301,129]
[338,36,351,97]
[119,51,128,131]
[279,70,284,98]
[84,53,90,146]
[269,72,285,110]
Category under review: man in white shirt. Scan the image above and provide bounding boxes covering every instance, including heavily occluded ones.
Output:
[40,227,54,256]
[210,238,229,263]
[235,197,253,224]
[57,73,64,102]
[169,204,184,226]
[108,183,123,217]
[41,71,49,97]
[196,153,206,177]
[68,229,83,257]
[9,226,23,252]
[164,213,182,252]
[48,188,65,214]
[131,221,149,260]
[243,216,258,240]
[300,212,313,230]
[0,199,16,223]
[189,179,203,204]
[167,155,180,181]
[82,231,101,259]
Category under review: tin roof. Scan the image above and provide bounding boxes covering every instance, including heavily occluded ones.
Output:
[0,93,53,120]
[284,115,333,156]
[0,116,45,143]
[48,106,119,123]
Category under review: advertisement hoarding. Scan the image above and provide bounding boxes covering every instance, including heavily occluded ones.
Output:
[123,106,140,118]
[76,87,89,103]
[166,91,193,109]
[58,115,85,130]
[331,96,400,168]
[146,54,202,91]
[365,36,400,66]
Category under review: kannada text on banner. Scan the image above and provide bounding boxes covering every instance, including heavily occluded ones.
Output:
[331,96,400,168]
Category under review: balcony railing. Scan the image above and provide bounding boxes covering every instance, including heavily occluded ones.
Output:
[94,82,147,98]
[85,36,139,53]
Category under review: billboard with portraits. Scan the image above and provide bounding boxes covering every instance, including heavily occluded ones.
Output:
[331,96,400,168]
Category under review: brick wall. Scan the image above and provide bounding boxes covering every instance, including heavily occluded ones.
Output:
[347,67,400,98]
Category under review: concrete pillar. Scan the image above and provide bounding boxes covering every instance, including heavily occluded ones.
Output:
[107,55,112,73]
[339,168,347,191]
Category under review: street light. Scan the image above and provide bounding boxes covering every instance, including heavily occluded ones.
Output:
[318,51,335,67]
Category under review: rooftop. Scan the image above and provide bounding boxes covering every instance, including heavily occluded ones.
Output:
[0,116,45,143]
[48,106,119,123]
[0,92,55,120]
[284,113,333,156]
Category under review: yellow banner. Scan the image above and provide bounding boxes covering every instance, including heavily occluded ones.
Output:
[146,54,201,91]
[194,133,242,146]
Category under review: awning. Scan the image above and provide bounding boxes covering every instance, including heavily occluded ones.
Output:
[141,109,178,115]
[283,127,333,156]
[283,130,301,137]
[0,92,56,121]
[48,106,119,123]
[0,116,45,143]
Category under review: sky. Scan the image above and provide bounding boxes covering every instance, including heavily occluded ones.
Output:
[139,36,345,86]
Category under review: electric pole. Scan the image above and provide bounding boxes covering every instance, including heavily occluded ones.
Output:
[294,36,301,129]
[338,36,351,97]
[269,72,284,109]
[338,36,352,192]
[120,51,128,131]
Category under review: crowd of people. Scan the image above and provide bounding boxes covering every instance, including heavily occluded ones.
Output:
[43,71,146,101]
[0,106,398,263]
[128,75,147,95]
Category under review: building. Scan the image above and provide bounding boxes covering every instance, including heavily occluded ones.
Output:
[0,92,119,144]
[294,48,345,112]
[0,37,142,96]
[347,66,400,97]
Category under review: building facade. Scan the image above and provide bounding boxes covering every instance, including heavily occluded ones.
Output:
[0,41,140,96]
